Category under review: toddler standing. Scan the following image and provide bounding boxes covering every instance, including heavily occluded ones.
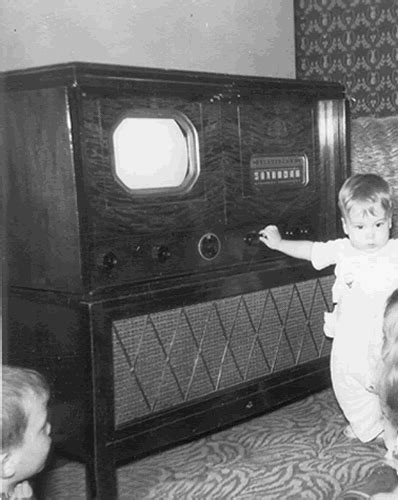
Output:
[259,173,398,442]
[1,365,52,499]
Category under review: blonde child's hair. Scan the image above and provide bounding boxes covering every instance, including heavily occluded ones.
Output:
[378,289,398,429]
[338,173,393,220]
[2,365,50,452]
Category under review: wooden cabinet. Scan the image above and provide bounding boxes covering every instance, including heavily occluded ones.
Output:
[3,63,349,498]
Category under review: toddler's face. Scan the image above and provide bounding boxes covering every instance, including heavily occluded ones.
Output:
[12,393,52,482]
[342,203,391,252]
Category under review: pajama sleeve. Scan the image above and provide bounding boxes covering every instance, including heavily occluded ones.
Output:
[310,239,346,270]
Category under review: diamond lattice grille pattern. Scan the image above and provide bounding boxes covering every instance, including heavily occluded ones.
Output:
[112,276,334,426]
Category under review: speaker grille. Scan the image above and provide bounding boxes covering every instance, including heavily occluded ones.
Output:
[112,276,334,427]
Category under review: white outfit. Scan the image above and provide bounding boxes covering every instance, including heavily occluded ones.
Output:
[311,238,398,442]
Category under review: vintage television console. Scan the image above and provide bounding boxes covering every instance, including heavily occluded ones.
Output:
[3,62,349,499]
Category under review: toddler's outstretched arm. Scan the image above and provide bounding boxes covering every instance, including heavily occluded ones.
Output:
[259,225,313,262]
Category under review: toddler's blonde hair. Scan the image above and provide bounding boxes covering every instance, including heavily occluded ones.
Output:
[338,173,393,220]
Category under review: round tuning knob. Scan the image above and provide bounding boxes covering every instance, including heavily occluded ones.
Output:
[244,231,260,246]
[198,233,221,260]
[101,251,118,270]
[152,245,171,263]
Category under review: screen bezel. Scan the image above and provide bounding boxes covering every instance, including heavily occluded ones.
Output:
[110,109,200,197]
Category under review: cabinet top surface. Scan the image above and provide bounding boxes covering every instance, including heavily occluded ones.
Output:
[1,61,345,96]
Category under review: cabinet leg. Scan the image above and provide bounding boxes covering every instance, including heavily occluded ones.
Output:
[86,455,117,500]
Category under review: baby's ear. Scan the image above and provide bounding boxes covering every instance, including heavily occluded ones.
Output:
[341,218,349,235]
[1,452,16,479]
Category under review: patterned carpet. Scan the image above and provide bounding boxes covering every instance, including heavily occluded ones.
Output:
[41,388,390,499]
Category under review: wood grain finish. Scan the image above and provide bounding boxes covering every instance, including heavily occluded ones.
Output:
[7,291,93,460]
[5,88,83,292]
[4,63,349,294]
[3,63,350,499]
[81,92,215,234]
[81,90,348,291]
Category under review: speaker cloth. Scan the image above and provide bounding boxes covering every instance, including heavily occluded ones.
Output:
[112,276,334,427]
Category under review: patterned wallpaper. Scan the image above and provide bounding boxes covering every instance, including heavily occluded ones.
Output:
[294,0,397,118]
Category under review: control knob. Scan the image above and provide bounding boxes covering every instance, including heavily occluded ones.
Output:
[284,227,311,239]
[101,251,118,270]
[244,231,260,246]
[152,245,171,263]
[198,233,221,260]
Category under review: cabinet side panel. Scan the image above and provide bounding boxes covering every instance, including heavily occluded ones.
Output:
[6,87,83,292]
[7,291,93,460]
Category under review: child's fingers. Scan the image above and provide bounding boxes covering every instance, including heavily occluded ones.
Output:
[12,481,33,499]
[259,225,278,238]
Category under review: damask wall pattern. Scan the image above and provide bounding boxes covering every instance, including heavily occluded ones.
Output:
[294,0,397,118]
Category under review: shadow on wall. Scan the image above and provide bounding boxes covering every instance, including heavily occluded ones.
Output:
[350,116,398,237]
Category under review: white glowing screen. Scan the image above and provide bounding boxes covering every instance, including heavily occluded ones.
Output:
[113,118,189,190]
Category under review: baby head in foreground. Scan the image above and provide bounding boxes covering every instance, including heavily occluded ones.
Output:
[378,289,398,464]
[370,289,398,500]
[1,365,52,498]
